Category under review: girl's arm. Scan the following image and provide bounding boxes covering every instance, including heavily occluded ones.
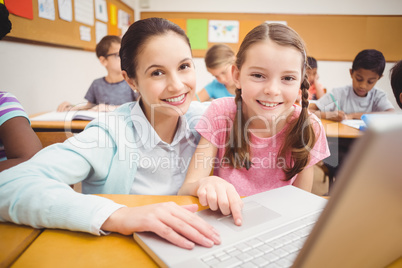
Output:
[292,166,314,192]
[193,88,211,102]
[0,117,42,171]
[178,137,243,226]
[314,80,326,99]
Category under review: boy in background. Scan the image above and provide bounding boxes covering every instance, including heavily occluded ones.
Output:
[57,35,138,112]
[309,49,394,121]
[390,60,402,109]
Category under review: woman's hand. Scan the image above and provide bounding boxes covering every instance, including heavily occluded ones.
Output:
[101,202,221,250]
[196,176,243,226]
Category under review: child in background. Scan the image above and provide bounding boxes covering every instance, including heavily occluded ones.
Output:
[179,23,330,224]
[0,4,42,171]
[194,44,236,101]
[57,35,138,112]
[309,49,394,121]
[306,56,326,100]
[390,60,402,109]
[0,18,220,250]
[0,94,42,172]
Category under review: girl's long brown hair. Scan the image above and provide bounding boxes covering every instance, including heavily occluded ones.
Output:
[223,23,316,180]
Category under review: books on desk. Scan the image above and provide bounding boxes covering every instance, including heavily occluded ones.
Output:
[30,111,104,121]
[341,119,366,130]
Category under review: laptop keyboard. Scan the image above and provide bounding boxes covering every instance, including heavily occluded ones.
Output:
[200,211,321,268]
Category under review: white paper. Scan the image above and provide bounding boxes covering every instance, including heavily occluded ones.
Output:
[38,0,55,21]
[31,111,103,121]
[341,120,366,130]
[75,0,94,26]
[58,0,72,21]
[95,0,108,22]
[118,9,129,29]
[96,21,108,44]
[79,25,91,41]
[208,20,239,43]
[265,20,288,26]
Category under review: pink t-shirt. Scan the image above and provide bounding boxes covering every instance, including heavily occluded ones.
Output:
[195,97,330,196]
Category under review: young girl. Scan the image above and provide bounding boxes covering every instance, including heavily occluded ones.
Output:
[0,18,220,250]
[195,44,237,101]
[179,23,330,225]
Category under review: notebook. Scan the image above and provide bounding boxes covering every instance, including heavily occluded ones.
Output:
[134,114,402,268]
[30,110,103,121]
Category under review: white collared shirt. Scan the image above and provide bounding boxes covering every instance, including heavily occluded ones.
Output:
[129,102,197,195]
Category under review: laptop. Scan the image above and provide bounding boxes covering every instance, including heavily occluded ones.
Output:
[134,114,402,268]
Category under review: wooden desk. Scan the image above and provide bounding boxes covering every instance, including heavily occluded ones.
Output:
[30,120,89,132]
[0,223,41,268]
[320,119,362,139]
[11,195,207,268]
[6,195,402,267]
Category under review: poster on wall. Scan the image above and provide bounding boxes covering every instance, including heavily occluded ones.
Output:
[95,0,108,22]
[75,0,94,26]
[208,20,239,43]
[96,21,107,43]
[38,0,55,20]
[265,20,287,25]
[58,0,72,22]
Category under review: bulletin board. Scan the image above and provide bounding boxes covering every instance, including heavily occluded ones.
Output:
[141,12,402,62]
[4,0,134,51]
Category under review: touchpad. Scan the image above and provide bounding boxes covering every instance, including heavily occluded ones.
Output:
[218,201,281,232]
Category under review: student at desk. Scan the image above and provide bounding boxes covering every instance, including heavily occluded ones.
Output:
[0,18,220,250]
[309,49,394,121]
[194,44,236,102]
[57,35,138,112]
[0,4,42,171]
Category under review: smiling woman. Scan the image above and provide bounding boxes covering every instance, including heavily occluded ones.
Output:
[0,18,221,250]
[121,30,196,137]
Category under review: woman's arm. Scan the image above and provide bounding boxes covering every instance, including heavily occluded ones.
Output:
[178,137,243,226]
[292,166,314,192]
[0,116,42,171]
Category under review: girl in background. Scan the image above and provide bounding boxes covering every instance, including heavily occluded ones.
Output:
[195,44,237,101]
[180,23,330,225]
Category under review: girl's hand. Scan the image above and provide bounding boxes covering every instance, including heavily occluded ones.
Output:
[101,202,221,250]
[196,176,243,226]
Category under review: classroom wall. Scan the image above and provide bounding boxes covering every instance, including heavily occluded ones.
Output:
[0,0,401,115]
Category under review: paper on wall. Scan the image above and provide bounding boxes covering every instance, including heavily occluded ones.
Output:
[58,0,72,22]
[38,0,55,21]
[75,0,94,26]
